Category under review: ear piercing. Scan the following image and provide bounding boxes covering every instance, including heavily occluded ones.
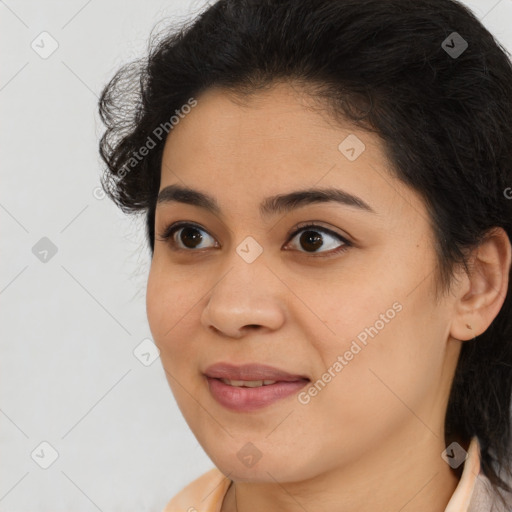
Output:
[465,323,477,340]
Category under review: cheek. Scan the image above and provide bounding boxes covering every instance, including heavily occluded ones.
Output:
[146,263,207,383]
[146,266,170,341]
[316,296,445,429]
[146,267,197,397]
[146,262,193,340]
[309,262,444,394]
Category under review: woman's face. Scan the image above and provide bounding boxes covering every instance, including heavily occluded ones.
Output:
[146,82,463,483]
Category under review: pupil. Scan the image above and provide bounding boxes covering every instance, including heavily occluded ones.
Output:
[178,228,325,251]
[181,227,203,248]
[301,230,323,252]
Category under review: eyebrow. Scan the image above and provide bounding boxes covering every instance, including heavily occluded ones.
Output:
[156,184,376,217]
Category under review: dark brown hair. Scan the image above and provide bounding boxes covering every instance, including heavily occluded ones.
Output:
[99,0,512,500]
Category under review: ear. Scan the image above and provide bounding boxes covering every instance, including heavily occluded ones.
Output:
[450,227,511,341]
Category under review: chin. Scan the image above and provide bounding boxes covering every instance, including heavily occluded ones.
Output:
[208,449,318,484]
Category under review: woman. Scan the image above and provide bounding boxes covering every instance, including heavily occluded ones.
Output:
[98,0,512,510]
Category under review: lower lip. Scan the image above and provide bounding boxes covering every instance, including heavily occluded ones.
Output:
[206,377,309,412]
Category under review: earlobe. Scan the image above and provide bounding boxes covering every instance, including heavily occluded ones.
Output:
[450,227,511,342]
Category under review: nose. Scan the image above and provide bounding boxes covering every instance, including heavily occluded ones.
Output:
[200,256,287,339]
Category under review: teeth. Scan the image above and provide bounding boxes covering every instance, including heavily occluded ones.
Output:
[220,379,277,387]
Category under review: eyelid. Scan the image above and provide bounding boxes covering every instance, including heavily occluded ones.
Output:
[286,221,352,246]
[157,221,220,248]
[157,220,352,256]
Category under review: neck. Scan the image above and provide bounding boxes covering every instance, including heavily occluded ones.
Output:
[221,433,461,512]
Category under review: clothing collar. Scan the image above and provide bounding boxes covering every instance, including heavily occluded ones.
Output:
[444,437,481,512]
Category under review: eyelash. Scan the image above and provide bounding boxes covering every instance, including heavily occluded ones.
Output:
[156,221,352,258]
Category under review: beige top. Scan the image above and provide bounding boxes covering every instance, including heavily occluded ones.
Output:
[163,438,509,512]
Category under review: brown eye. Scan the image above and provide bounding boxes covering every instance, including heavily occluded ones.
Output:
[158,221,350,257]
[286,224,350,255]
[178,226,204,249]
[299,230,324,252]
[158,222,218,250]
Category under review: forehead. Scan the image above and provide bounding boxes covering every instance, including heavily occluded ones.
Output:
[159,82,427,225]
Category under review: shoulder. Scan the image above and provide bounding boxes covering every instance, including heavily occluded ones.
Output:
[162,467,232,512]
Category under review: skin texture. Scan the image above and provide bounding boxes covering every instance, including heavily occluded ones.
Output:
[146,82,511,512]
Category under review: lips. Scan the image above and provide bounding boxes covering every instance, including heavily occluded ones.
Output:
[203,363,310,412]
[203,362,309,382]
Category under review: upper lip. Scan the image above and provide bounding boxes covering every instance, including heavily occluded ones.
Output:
[204,363,309,382]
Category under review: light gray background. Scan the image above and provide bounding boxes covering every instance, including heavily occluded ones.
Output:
[1,1,511,511]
